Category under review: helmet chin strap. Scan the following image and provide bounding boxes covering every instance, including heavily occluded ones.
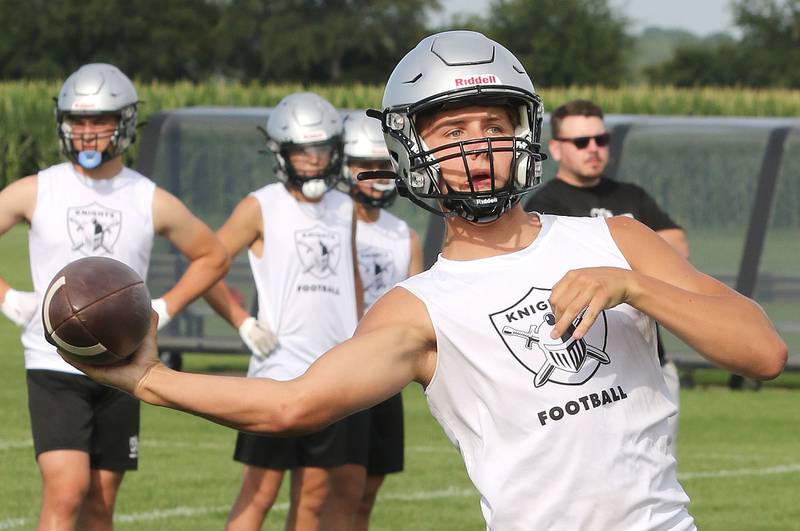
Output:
[301,179,327,199]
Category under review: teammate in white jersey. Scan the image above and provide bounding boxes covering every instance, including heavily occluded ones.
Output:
[0,63,228,531]
[339,111,423,530]
[202,93,368,531]
[66,34,786,530]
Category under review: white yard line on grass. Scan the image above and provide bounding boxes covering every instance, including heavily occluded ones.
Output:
[0,439,32,450]
[678,463,800,480]
[0,439,231,452]
[407,445,455,453]
[144,439,231,450]
[0,519,28,530]
[2,466,798,529]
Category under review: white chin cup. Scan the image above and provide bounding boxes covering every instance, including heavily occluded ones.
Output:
[301,179,327,199]
[373,181,396,192]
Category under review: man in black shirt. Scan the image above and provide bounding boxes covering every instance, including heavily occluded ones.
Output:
[528,99,688,458]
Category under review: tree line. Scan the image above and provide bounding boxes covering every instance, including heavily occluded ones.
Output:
[0,0,797,87]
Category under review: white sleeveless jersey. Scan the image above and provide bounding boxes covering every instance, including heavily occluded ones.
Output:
[356,211,411,310]
[399,215,694,531]
[22,163,156,375]
[247,184,358,380]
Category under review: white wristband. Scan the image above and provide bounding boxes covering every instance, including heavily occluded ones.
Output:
[151,298,171,330]
[1,289,38,328]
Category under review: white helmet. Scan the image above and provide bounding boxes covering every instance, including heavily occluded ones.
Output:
[340,111,397,208]
[264,92,343,199]
[370,31,546,223]
[56,63,139,169]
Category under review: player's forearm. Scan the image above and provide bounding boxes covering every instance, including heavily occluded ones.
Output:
[162,251,230,315]
[203,280,250,328]
[627,272,787,379]
[135,365,300,434]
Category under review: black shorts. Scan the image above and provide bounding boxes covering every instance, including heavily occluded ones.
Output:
[365,393,404,476]
[26,369,140,471]
[234,409,371,470]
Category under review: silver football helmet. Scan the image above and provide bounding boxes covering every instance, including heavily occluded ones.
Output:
[370,31,546,223]
[56,63,139,169]
[264,92,343,199]
[340,111,397,208]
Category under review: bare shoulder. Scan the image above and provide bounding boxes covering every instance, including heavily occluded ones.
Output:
[606,215,724,293]
[2,174,38,197]
[357,285,438,383]
[223,195,263,231]
[606,214,646,234]
[152,186,193,231]
[232,194,262,218]
[605,216,665,266]
[358,287,435,344]
[0,175,38,221]
[152,186,184,211]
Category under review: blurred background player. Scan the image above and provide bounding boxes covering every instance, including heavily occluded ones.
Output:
[527,98,688,457]
[339,111,423,530]
[202,92,368,531]
[0,63,228,531]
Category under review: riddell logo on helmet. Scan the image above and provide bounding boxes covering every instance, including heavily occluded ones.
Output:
[303,130,327,141]
[71,101,97,110]
[451,74,501,88]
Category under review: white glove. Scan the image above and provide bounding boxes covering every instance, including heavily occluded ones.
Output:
[151,298,171,330]
[1,289,38,327]
[238,317,278,358]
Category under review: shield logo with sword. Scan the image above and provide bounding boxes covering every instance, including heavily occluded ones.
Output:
[357,245,395,305]
[490,287,611,388]
[295,226,342,279]
[66,202,122,256]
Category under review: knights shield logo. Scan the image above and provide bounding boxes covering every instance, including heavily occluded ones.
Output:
[295,226,342,279]
[358,245,395,305]
[67,202,122,256]
[490,287,611,388]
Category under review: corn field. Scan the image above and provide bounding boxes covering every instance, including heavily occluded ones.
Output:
[1,81,800,183]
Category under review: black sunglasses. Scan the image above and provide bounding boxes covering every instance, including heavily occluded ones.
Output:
[554,132,611,149]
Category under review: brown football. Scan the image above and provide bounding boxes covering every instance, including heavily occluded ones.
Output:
[42,256,152,366]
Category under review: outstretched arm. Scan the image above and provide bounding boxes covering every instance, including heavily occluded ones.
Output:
[548,217,786,380]
[203,195,263,327]
[0,176,39,326]
[64,287,437,435]
[153,188,230,316]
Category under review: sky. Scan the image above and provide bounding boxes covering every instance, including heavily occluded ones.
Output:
[436,0,736,36]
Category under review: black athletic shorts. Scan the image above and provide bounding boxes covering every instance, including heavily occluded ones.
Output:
[365,393,404,476]
[26,369,140,471]
[234,409,371,469]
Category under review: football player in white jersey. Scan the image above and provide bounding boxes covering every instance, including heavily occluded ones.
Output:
[339,111,423,530]
[202,93,368,531]
[0,63,229,531]
[66,34,786,530]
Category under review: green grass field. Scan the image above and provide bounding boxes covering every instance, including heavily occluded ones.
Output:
[1,226,799,530]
